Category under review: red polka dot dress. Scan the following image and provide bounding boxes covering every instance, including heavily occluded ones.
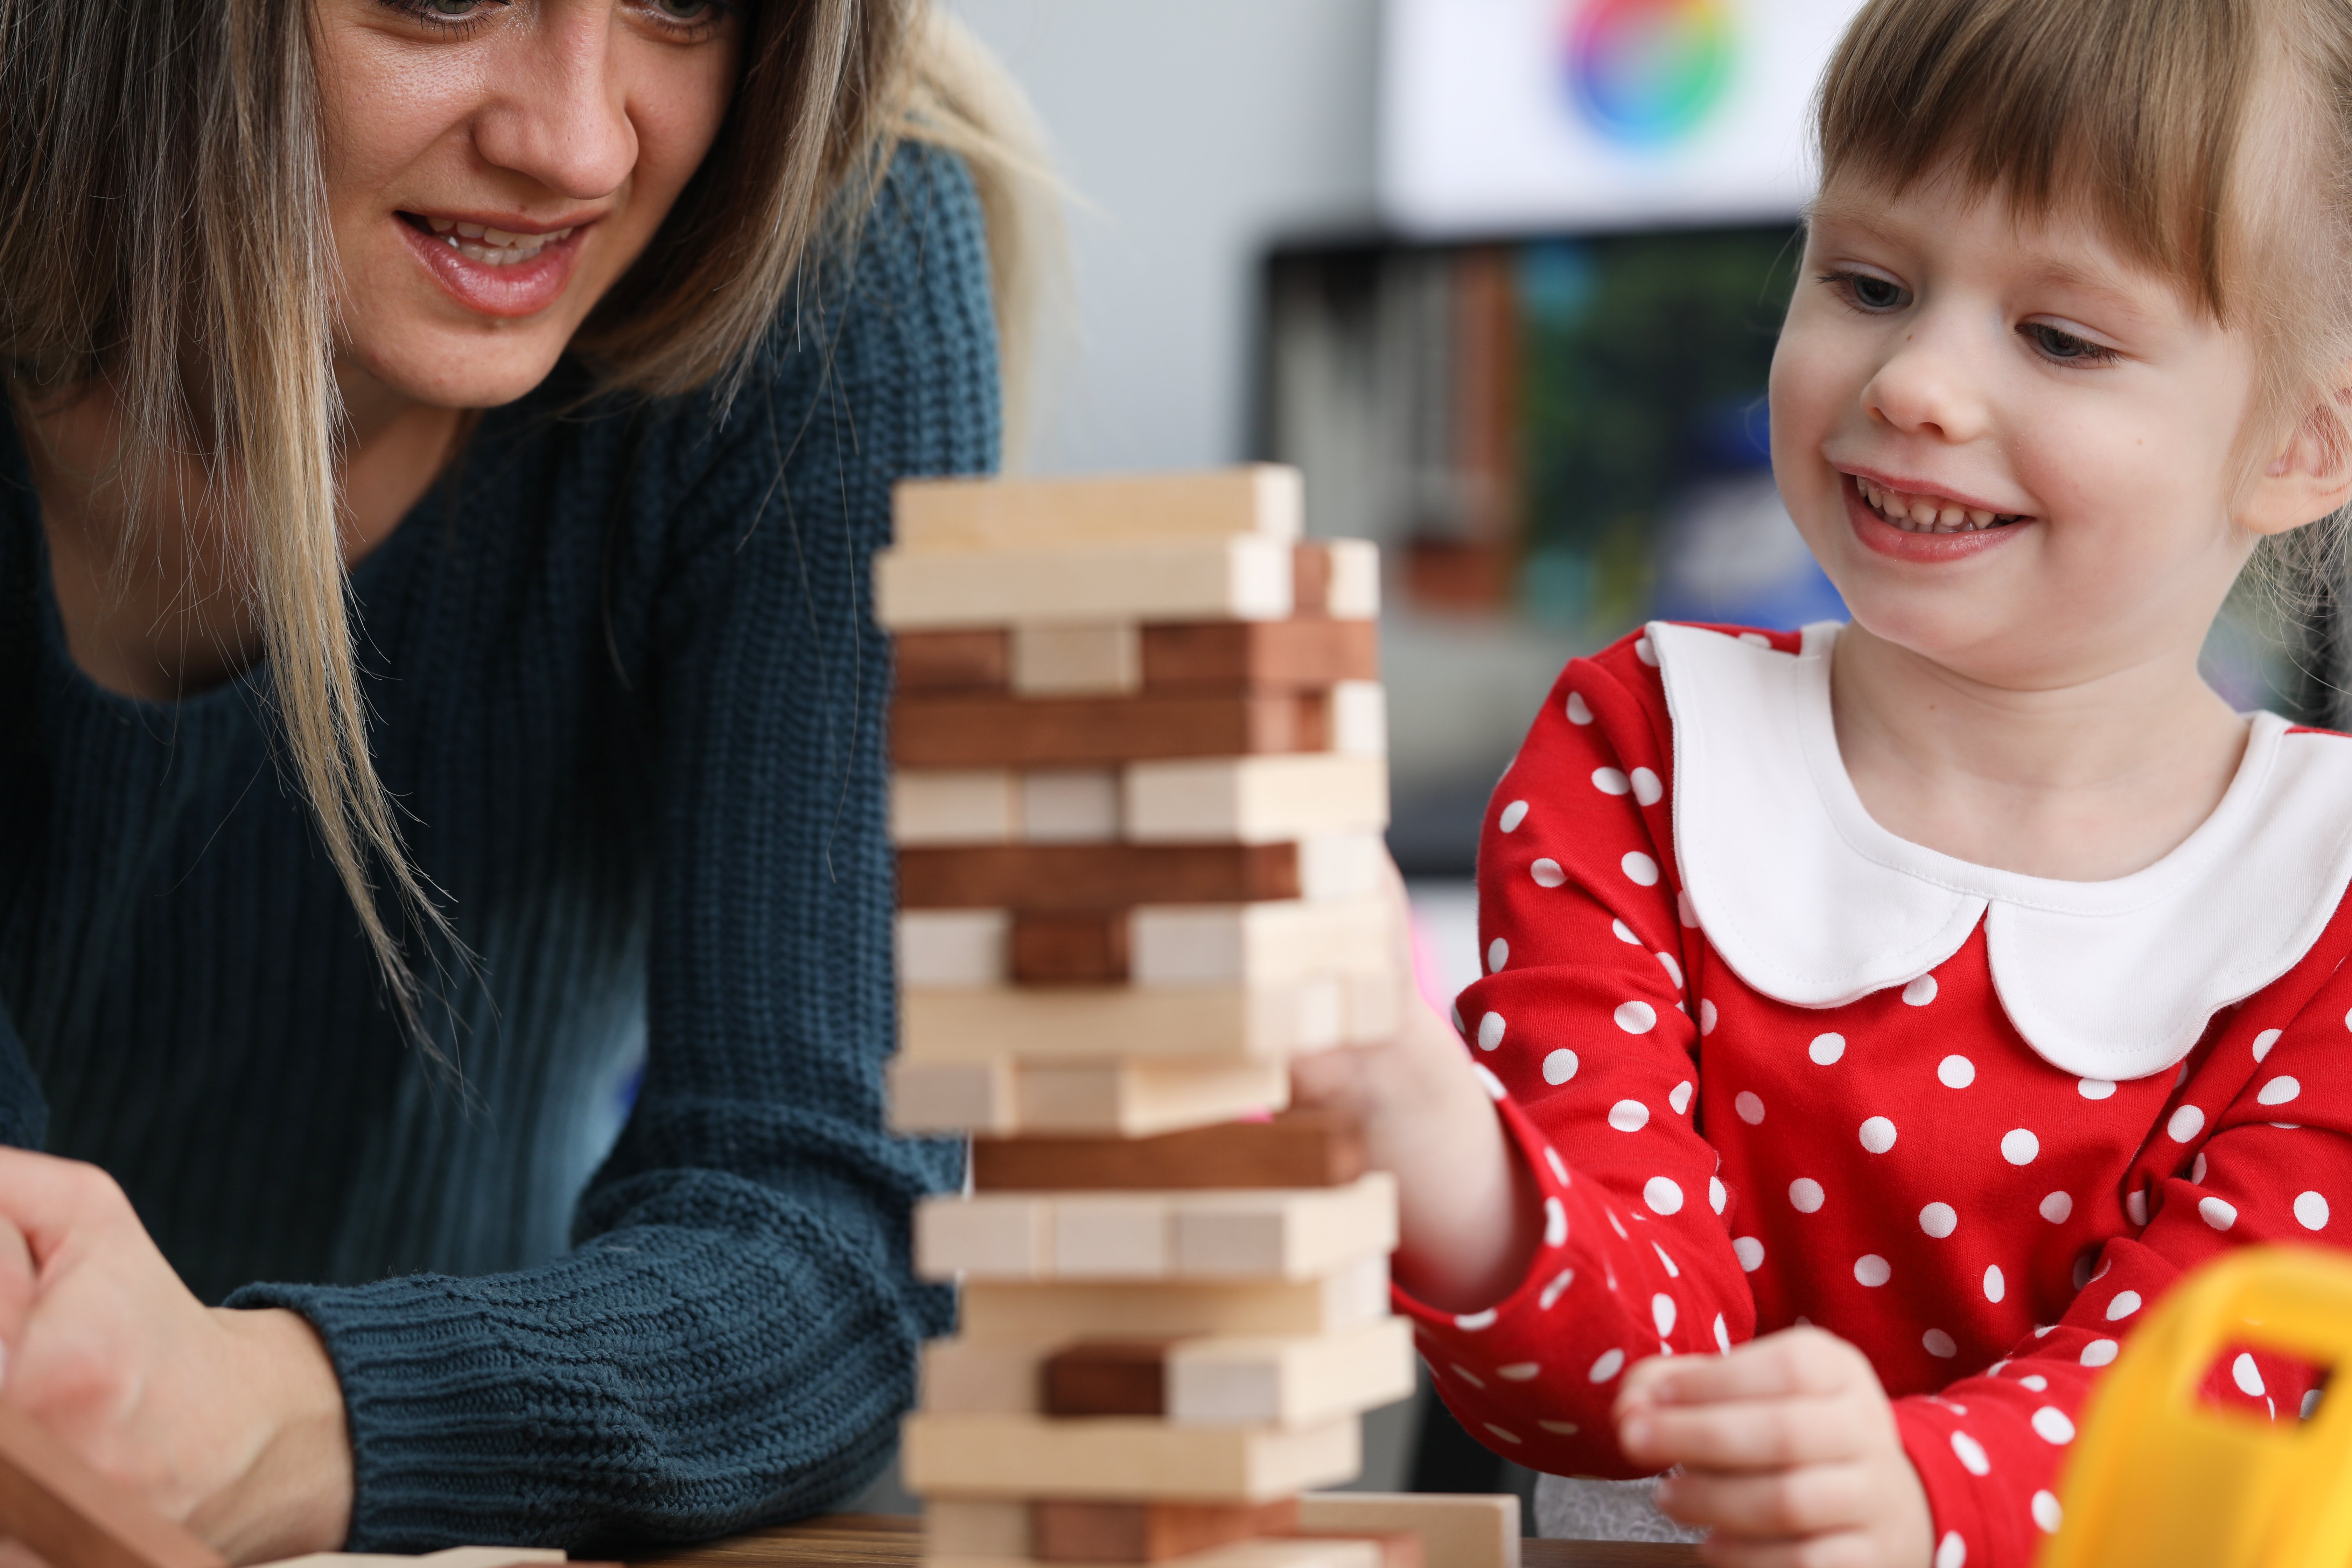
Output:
[1398,621,2352,1567]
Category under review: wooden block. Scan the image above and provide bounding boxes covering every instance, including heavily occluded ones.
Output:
[927,1535,1378,1568]
[1172,1176,1398,1280]
[1021,769,1121,842]
[899,630,1012,692]
[1124,757,1388,845]
[957,1254,1389,1341]
[917,1194,1051,1278]
[891,693,1325,770]
[1041,1340,1174,1416]
[929,1500,1031,1559]
[1291,544,1332,616]
[899,982,1345,1065]
[899,844,1301,911]
[890,1058,1289,1138]
[1168,1319,1416,1427]
[264,1553,571,1568]
[1295,1494,1518,1568]
[1130,900,1393,988]
[1052,1193,1174,1277]
[900,1412,1359,1502]
[899,910,1010,988]
[875,537,1292,630]
[895,769,1017,845]
[1325,683,1386,759]
[894,467,1303,552]
[1013,624,1142,696]
[1295,835,1387,904]
[920,1179,1394,1283]
[889,1058,1016,1133]
[0,1402,227,1568]
[1321,541,1380,620]
[1030,1499,1298,1563]
[1010,911,1131,985]
[923,1338,1046,1414]
[971,1109,1366,1192]
[1140,621,1379,694]
[1286,1533,1418,1568]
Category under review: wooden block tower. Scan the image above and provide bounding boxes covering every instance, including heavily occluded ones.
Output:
[877,468,1516,1568]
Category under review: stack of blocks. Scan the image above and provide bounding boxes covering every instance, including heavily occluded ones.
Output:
[878,468,1516,1568]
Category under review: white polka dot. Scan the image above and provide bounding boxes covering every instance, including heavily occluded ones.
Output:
[1855,1254,1891,1287]
[1656,951,1683,989]
[2080,1339,2119,1367]
[2107,1291,2142,1321]
[1449,1362,1486,1387]
[1808,1032,1847,1065]
[1540,1268,1575,1309]
[1609,1100,1650,1132]
[2234,1352,2265,1396]
[1477,1012,1506,1052]
[1983,1265,2005,1303]
[2297,1191,2330,1230]
[1483,1423,1521,1444]
[2306,1389,2324,1420]
[2039,1191,2073,1223]
[1615,1001,1658,1034]
[1611,918,1640,945]
[1937,1055,1975,1088]
[1531,859,1566,888]
[1498,800,1528,833]
[1734,1091,1764,1125]
[1589,1348,1626,1382]
[1538,1419,1581,1435]
[1924,1328,1958,1358]
[2125,1190,2148,1227]
[2032,1492,2063,1534]
[1707,1176,1726,1214]
[1563,691,1596,726]
[2001,1128,2040,1165]
[1677,891,1698,928]
[2192,1153,2208,1185]
[1668,1080,1693,1114]
[1450,1002,1464,1032]
[1949,1431,1990,1477]
[1630,768,1663,806]
[1698,999,1718,1035]
[1544,1146,1570,1185]
[1472,1064,1506,1100]
[1644,1176,1684,1214]
[1621,852,1660,887]
[1605,1210,1628,1239]
[2199,1196,2238,1231]
[1653,1241,1680,1277]
[2018,1375,2047,1391]
[1936,1530,1968,1568]
[1635,636,1658,666]
[2168,1105,2206,1142]
[2078,1077,2116,1100]
[1591,767,1631,796]
[1497,1362,1540,1381]
[2023,1410,2079,1448]
[1859,1116,1898,1153]
[1733,1236,1765,1271]
[1789,1178,1825,1213]
[2259,1075,2302,1106]
[1903,974,1938,1006]
[1487,937,1508,973]
[1738,631,1772,648]
[1714,1314,1731,1352]
[1652,1294,1678,1336]
[1541,1049,1578,1085]
[2254,1028,2281,1063]
[1454,1309,1496,1331]
[1920,1202,1957,1239]
[1543,1196,1568,1246]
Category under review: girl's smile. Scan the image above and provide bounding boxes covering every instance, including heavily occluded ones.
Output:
[1841,470,2034,565]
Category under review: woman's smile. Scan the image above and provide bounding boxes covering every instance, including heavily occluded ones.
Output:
[394,208,597,319]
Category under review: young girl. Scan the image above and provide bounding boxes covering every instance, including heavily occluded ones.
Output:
[1297,1,2352,1563]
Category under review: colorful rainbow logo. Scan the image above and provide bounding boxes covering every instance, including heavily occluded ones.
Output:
[1563,0,1737,148]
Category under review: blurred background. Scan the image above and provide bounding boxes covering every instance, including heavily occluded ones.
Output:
[857,0,2318,1521]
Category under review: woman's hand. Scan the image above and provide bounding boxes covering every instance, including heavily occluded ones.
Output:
[1617,1327,1934,1568]
[0,1149,351,1563]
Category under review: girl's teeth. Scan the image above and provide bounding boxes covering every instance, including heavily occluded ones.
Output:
[1967,509,1993,527]
[429,217,455,233]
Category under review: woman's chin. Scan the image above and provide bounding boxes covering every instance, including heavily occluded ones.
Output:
[335,325,570,414]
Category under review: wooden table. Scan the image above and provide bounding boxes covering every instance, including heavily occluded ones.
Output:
[631,1514,1704,1568]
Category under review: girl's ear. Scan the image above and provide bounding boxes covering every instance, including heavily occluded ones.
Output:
[2245,386,2352,537]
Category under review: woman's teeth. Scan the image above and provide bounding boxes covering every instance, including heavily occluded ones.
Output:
[1856,477,2022,534]
[421,216,573,267]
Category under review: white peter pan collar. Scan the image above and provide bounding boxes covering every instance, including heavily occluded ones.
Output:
[1655,619,2352,1080]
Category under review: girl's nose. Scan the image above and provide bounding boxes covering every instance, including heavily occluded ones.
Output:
[470,11,639,202]
[1862,326,1991,445]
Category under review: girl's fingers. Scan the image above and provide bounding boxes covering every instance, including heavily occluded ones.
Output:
[1622,1393,1865,1470]
[1620,1328,1868,1417]
[1654,1459,1875,1536]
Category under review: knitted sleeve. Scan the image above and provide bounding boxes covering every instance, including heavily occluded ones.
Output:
[227,146,999,1550]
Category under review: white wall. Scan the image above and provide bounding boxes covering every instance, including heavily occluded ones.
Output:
[947,0,1383,474]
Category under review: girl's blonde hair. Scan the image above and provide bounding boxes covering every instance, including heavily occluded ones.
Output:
[0,0,1051,1024]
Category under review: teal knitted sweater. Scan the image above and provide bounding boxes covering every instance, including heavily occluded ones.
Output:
[0,147,988,1550]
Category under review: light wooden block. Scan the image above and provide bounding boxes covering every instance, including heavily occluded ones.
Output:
[917,1194,1051,1278]
[898,910,1010,988]
[901,1412,1360,1502]
[1052,1194,1173,1278]
[927,1499,1032,1559]
[262,1553,569,1568]
[1173,1175,1399,1279]
[1130,899,1393,987]
[921,1337,1045,1414]
[1021,769,1121,842]
[899,983,1346,1065]
[889,1058,1017,1134]
[1296,1495,1518,1568]
[875,537,1293,630]
[1169,1319,1416,1428]
[894,467,1304,552]
[926,1536,1380,1568]
[1013,624,1142,695]
[890,1057,1289,1137]
[1322,540,1380,620]
[957,1254,1390,1341]
[917,1177,1393,1283]
[895,770,1018,845]
[1296,835,1388,904]
[1326,682,1387,759]
[1125,757,1388,845]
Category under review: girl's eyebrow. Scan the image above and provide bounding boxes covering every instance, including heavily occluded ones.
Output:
[2015,255,2171,331]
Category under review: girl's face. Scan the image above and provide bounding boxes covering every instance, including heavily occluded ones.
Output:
[314,0,743,411]
[1770,174,2279,690]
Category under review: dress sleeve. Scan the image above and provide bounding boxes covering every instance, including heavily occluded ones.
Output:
[1394,629,1759,1479]
[225,146,999,1551]
[1888,941,2352,1568]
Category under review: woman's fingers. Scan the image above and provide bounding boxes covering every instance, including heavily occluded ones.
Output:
[1622,1392,1865,1471]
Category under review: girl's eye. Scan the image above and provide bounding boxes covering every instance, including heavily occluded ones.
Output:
[1822,270,1911,313]
[2023,322,2119,366]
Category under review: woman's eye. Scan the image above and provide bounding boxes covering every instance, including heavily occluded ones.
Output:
[639,0,733,26]
[1823,270,1910,313]
[2023,323,2117,365]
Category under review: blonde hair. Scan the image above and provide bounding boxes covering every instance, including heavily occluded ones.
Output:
[0,0,1050,1025]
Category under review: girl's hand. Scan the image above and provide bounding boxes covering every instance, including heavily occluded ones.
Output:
[0,1149,352,1563]
[1617,1327,1934,1568]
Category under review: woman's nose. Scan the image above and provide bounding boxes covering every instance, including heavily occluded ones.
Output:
[1862,322,1991,445]
[470,10,639,202]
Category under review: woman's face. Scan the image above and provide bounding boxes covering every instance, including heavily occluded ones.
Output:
[315,0,743,411]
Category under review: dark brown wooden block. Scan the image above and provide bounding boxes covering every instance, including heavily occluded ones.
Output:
[1031,1498,1301,1564]
[891,692,1325,768]
[1010,911,1131,985]
[1040,1340,1174,1417]
[894,629,1010,692]
[1293,542,1333,615]
[973,1109,1367,1191]
[1140,619,1379,693]
[0,1403,226,1568]
[898,843,1301,911]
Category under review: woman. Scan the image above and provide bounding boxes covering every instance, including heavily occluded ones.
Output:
[0,0,1042,1558]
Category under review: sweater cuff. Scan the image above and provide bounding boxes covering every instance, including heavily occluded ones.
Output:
[1892,1396,2040,1568]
